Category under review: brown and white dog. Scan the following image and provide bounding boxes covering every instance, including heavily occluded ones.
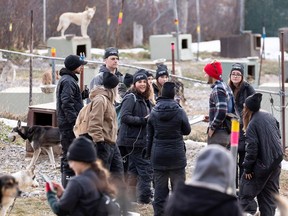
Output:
[9,120,61,169]
[0,175,19,216]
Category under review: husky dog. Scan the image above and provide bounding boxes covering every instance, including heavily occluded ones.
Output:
[57,6,96,37]
[10,120,61,169]
[11,166,39,191]
[0,60,17,83]
[0,175,19,216]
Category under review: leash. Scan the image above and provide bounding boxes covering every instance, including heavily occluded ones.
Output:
[6,196,17,216]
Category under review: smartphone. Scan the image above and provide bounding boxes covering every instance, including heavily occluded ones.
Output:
[40,173,56,193]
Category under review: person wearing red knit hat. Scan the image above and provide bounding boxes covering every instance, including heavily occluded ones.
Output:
[203,60,234,148]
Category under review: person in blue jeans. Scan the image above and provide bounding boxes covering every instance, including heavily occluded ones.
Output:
[145,82,191,216]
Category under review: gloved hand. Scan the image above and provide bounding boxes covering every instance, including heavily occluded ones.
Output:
[81,87,89,99]
[141,148,150,160]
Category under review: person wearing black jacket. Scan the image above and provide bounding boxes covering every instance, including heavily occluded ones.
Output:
[239,93,283,216]
[164,145,243,216]
[228,63,255,188]
[145,82,191,216]
[116,72,153,204]
[56,54,87,187]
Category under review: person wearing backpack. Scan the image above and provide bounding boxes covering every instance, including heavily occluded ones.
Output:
[116,72,153,204]
[203,60,233,149]
[228,63,255,189]
[45,137,120,216]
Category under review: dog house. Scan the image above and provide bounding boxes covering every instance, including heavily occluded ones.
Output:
[47,35,91,59]
[149,34,193,60]
[26,102,61,155]
[220,31,261,58]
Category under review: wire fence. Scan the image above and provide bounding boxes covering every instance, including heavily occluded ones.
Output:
[0,49,287,149]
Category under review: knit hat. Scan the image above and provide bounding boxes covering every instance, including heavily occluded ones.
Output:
[123,73,134,88]
[104,47,119,59]
[133,72,147,84]
[103,72,119,89]
[190,145,234,194]
[156,64,169,80]
[231,63,244,75]
[204,61,222,80]
[162,82,175,99]
[67,137,97,163]
[64,55,87,71]
[245,93,262,112]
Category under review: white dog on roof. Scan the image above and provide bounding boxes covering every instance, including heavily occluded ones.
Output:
[57,6,96,38]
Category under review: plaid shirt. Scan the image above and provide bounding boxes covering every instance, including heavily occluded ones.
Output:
[209,80,231,131]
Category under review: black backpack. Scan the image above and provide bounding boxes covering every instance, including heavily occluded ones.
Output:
[94,193,121,216]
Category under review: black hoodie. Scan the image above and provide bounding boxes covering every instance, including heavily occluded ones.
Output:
[146,97,191,170]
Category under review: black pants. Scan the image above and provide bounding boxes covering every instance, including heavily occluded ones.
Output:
[59,130,75,187]
[239,165,281,216]
[153,168,185,216]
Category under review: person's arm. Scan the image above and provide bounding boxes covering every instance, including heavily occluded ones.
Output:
[181,110,192,135]
[210,89,227,131]
[88,96,106,143]
[121,95,147,126]
[60,81,79,124]
[46,182,68,216]
[146,115,154,158]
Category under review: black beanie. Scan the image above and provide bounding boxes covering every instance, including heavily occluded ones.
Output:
[123,73,133,88]
[156,64,169,80]
[103,72,119,89]
[245,93,262,112]
[231,63,244,75]
[64,55,87,71]
[104,47,119,59]
[133,72,147,84]
[162,82,176,99]
[67,137,97,163]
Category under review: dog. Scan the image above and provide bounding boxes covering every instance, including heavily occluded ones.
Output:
[42,69,59,85]
[11,166,39,191]
[57,6,96,37]
[276,194,288,216]
[10,120,61,169]
[0,60,17,83]
[0,175,19,216]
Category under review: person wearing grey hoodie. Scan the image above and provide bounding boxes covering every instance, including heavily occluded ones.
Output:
[164,145,243,216]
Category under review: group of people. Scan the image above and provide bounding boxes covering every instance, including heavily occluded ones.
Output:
[47,47,283,216]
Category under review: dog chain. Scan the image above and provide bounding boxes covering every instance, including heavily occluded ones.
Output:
[7,197,17,216]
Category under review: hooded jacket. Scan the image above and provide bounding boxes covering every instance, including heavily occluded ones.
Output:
[89,65,123,90]
[56,68,83,131]
[87,86,117,144]
[146,97,191,170]
[116,90,152,148]
[165,145,243,216]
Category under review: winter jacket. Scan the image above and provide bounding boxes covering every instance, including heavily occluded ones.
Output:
[165,145,243,216]
[88,86,118,144]
[232,81,255,151]
[146,97,191,170]
[209,80,232,131]
[47,168,101,216]
[56,68,83,131]
[89,65,123,90]
[165,182,242,216]
[152,82,160,99]
[117,90,152,148]
[243,111,283,176]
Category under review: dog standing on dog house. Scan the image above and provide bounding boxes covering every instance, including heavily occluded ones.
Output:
[57,6,96,38]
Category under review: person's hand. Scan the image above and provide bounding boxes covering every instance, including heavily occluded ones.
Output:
[203,115,209,123]
[244,172,253,180]
[52,182,64,198]
[81,87,89,99]
[208,128,214,137]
